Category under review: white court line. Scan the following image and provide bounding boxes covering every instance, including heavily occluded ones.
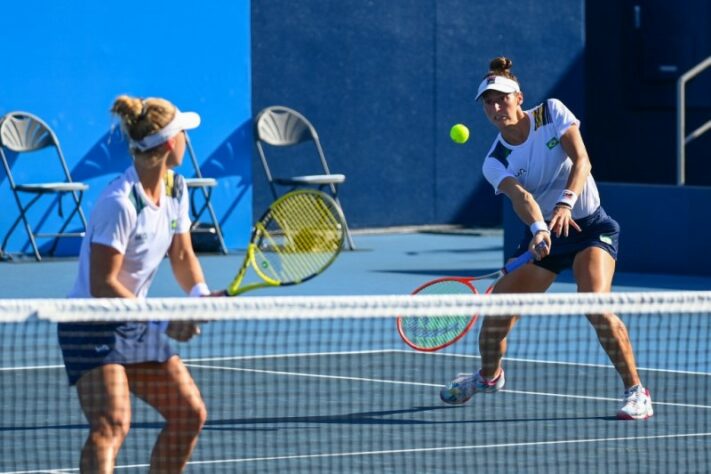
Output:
[0,364,63,371]
[2,348,710,377]
[187,348,711,377]
[186,363,711,410]
[180,432,711,467]
[411,349,711,377]
[5,432,710,473]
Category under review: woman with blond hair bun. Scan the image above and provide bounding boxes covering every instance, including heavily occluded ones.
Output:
[58,96,211,472]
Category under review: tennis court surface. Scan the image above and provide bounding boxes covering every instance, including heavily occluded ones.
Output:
[1,231,710,473]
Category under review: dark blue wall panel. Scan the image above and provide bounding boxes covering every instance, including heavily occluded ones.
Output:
[585,0,711,185]
[252,0,586,228]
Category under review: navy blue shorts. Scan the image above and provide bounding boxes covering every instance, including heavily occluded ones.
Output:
[512,206,620,275]
[57,321,177,385]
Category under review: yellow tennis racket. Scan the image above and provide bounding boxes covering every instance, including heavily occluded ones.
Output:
[223,189,346,296]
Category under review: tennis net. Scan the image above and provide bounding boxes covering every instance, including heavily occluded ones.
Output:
[1,292,710,473]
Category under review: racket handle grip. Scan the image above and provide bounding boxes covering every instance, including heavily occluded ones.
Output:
[503,242,547,274]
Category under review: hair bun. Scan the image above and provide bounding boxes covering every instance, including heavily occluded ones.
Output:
[489,56,513,74]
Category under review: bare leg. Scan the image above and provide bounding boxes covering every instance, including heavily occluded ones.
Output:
[574,247,642,389]
[76,364,132,474]
[127,356,207,474]
[479,263,556,378]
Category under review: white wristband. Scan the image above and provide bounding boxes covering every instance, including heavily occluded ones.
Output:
[557,189,578,208]
[529,221,549,235]
[189,282,210,297]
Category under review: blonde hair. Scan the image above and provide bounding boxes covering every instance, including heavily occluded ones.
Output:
[111,96,176,157]
[486,56,519,84]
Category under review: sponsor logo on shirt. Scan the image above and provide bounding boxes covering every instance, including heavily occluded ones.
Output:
[546,137,560,149]
[94,344,110,353]
[514,168,526,177]
[171,219,177,230]
[135,233,147,242]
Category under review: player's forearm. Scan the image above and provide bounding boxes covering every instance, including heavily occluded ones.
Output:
[499,178,546,226]
[511,190,546,227]
[169,233,208,294]
[90,278,135,298]
[170,251,207,294]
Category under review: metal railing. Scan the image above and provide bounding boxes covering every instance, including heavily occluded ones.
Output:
[677,56,711,185]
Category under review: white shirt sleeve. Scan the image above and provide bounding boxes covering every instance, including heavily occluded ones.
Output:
[482,139,516,195]
[548,98,580,138]
[90,198,135,254]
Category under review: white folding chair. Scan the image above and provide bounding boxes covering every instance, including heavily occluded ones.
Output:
[0,111,88,260]
[254,106,355,250]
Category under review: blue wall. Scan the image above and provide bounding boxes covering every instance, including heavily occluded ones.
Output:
[0,1,253,256]
[251,0,585,228]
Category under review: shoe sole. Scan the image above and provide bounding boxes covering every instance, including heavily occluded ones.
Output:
[616,409,654,421]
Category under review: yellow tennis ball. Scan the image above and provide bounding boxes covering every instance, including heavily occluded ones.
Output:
[450,124,469,144]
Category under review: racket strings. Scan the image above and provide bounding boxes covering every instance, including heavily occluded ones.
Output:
[253,193,343,283]
[399,279,479,350]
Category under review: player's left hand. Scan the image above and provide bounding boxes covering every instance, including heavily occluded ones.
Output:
[549,205,581,238]
[166,321,202,341]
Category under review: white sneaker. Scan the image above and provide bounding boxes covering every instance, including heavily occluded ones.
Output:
[617,385,654,420]
[440,369,505,405]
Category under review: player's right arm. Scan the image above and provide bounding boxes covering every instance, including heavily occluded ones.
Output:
[498,176,551,260]
[89,244,134,298]
[88,197,135,298]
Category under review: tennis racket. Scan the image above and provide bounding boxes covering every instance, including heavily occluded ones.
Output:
[397,243,545,351]
[222,189,346,296]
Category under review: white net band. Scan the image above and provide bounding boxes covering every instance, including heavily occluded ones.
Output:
[2,291,711,322]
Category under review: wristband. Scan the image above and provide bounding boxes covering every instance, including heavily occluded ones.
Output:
[189,282,210,297]
[529,221,549,235]
[556,189,577,208]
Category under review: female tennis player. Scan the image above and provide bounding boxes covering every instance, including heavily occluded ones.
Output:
[439,57,653,420]
[58,96,210,472]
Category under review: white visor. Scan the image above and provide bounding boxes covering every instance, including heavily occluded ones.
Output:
[131,108,201,152]
[475,75,520,101]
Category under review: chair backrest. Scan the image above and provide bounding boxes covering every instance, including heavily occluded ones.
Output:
[0,112,57,153]
[0,111,74,188]
[254,106,335,182]
[254,106,318,147]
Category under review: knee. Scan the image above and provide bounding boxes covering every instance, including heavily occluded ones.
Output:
[89,414,131,446]
[169,400,207,437]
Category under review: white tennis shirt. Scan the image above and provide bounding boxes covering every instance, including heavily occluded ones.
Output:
[482,98,600,220]
[68,166,191,298]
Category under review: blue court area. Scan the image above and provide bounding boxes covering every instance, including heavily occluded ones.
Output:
[1,230,710,473]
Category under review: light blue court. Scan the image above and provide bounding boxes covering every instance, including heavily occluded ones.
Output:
[1,230,710,473]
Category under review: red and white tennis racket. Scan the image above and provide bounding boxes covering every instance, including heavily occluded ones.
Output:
[397,244,544,352]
